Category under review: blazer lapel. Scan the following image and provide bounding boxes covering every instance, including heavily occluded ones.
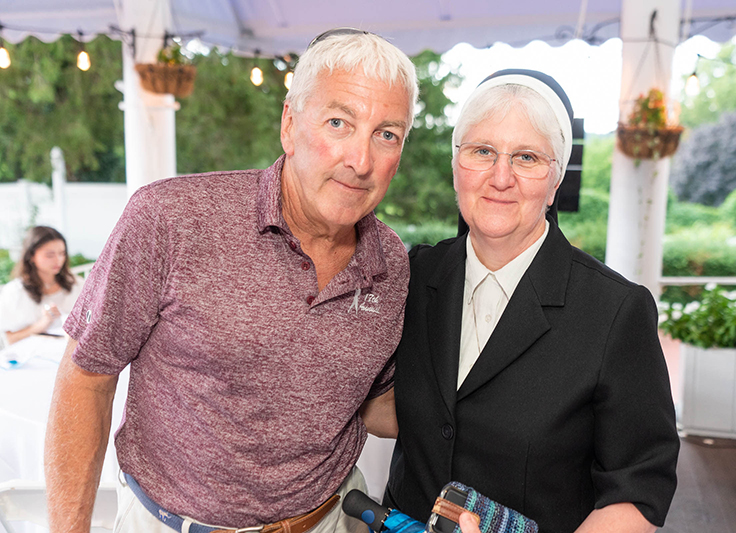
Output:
[457,218,571,401]
[426,235,467,416]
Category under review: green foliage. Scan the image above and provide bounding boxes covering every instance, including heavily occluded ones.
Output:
[659,285,736,348]
[627,88,667,128]
[68,253,93,268]
[386,221,457,248]
[660,222,736,303]
[671,39,736,207]
[556,134,614,261]
[0,250,13,285]
[679,41,736,128]
[662,224,736,277]
[157,43,190,65]
[579,134,614,191]
[175,51,288,174]
[558,188,610,261]
[377,51,460,226]
[0,35,125,183]
[719,188,736,226]
[665,197,721,232]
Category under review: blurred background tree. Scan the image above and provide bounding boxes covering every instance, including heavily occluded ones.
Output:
[176,51,290,174]
[670,112,736,206]
[376,51,459,226]
[0,35,125,183]
[679,42,736,128]
[669,42,736,207]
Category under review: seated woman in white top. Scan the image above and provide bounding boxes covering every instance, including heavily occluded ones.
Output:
[0,226,84,346]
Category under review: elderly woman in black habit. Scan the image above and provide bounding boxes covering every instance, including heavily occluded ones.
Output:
[384,70,679,533]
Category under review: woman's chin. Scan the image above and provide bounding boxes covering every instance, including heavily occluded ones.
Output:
[469,219,518,242]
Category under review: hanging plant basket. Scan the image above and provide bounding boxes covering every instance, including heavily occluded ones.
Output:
[616,123,684,160]
[134,63,197,98]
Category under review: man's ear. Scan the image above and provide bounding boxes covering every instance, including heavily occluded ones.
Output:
[281,101,295,156]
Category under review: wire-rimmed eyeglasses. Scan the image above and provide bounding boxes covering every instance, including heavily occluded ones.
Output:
[455,142,556,180]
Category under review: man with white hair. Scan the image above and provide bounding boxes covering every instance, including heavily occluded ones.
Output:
[45,28,418,533]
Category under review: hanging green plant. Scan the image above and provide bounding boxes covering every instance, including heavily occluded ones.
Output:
[135,43,197,98]
[617,88,683,160]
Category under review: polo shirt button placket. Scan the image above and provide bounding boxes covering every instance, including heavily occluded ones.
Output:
[306,295,315,305]
[301,261,310,271]
[289,241,297,251]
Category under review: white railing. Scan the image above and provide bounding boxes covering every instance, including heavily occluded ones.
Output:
[70,262,95,279]
[660,276,736,288]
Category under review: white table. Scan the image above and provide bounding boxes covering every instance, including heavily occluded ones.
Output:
[0,336,128,532]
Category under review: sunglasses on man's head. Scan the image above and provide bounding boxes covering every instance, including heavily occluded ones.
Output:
[307,27,379,50]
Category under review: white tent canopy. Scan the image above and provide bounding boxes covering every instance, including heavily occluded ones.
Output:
[2,0,735,54]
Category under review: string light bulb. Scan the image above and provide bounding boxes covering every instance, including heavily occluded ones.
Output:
[76,31,90,71]
[77,49,91,71]
[284,71,293,90]
[685,55,700,97]
[250,50,264,86]
[685,71,700,96]
[250,65,264,85]
[0,43,10,69]
[0,27,9,69]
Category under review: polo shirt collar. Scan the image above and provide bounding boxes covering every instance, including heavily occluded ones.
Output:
[465,220,550,300]
[256,155,388,281]
[256,155,289,233]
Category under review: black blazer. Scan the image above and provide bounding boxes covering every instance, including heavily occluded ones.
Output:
[386,219,679,533]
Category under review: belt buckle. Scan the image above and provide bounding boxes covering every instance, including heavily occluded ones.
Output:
[234,527,264,533]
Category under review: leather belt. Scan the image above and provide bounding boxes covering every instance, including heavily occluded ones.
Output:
[211,494,341,533]
[124,471,340,533]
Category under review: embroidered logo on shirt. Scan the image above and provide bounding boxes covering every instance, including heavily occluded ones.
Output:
[347,288,380,315]
[158,510,172,521]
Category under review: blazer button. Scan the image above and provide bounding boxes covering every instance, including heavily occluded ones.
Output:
[441,424,454,440]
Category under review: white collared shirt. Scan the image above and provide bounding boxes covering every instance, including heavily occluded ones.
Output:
[457,221,550,388]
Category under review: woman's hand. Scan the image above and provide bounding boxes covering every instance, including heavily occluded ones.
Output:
[5,303,62,345]
[38,303,62,331]
[458,512,482,533]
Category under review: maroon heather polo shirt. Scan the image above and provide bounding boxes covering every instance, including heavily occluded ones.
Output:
[65,156,409,527]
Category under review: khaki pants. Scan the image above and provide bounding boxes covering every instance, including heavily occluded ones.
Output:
[113,467,370,533]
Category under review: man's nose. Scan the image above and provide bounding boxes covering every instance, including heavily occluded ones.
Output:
[344,135,374,176]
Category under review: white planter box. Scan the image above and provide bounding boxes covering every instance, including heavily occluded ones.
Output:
[679,344,736,439]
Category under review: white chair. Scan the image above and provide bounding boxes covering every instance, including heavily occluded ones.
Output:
[0,480,116,532]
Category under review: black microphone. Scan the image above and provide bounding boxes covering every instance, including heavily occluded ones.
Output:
[342,489,391,532]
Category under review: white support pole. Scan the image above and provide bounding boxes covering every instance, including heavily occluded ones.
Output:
[50,146,67,235]
[118,0,178,198]
[605,0,681,299]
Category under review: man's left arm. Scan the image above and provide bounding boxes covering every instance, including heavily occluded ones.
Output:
[360,388,397,438]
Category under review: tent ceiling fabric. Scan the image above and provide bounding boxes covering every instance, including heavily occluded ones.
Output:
[1,0,735,54]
